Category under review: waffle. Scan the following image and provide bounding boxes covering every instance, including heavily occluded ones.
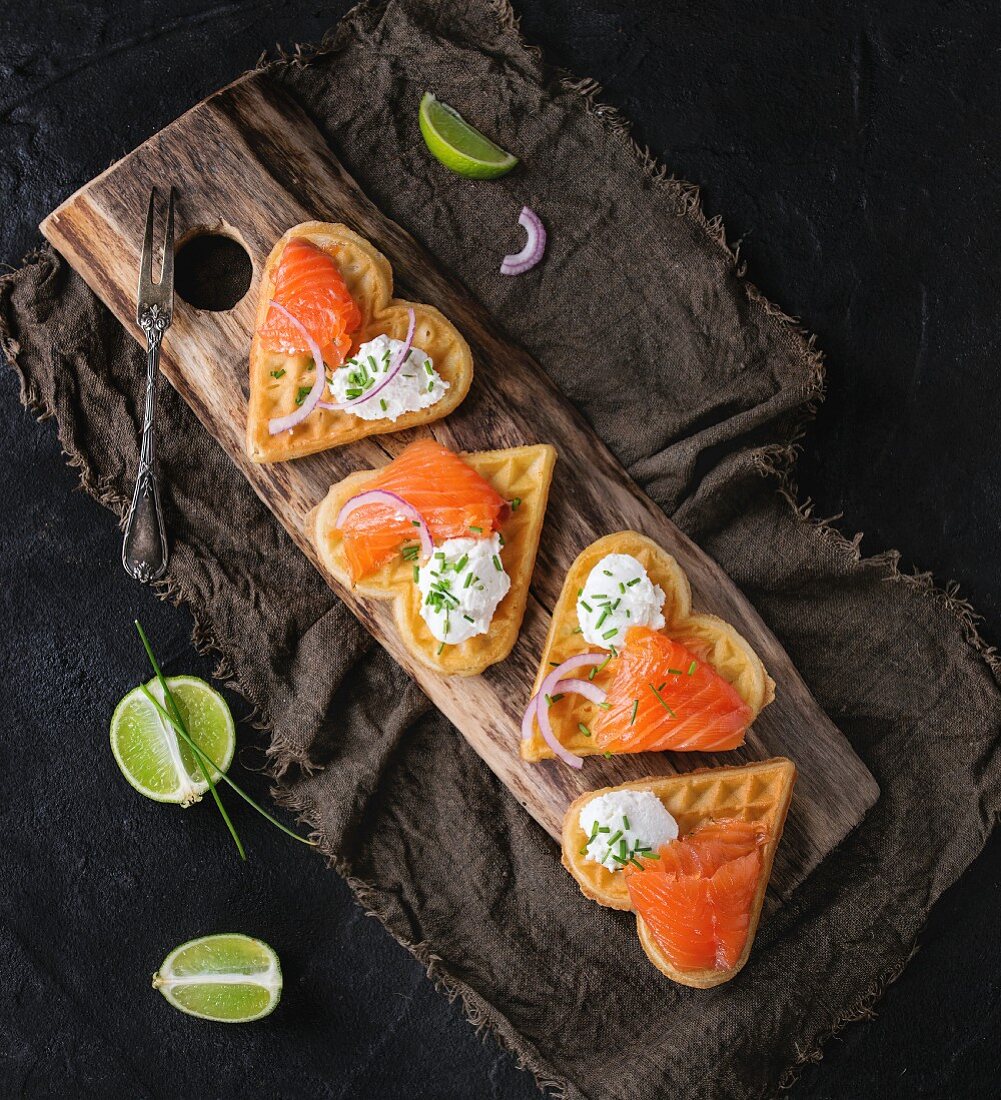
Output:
[521,530,775,761]
[562,758,796,988]
[308,444,557,676]
[247,222,473,463]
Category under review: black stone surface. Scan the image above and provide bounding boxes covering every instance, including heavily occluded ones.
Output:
[2,2,999,1097]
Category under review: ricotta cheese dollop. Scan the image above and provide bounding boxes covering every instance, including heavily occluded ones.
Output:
[578,789,679,872]
[576,553,666,649]
[328,334,449,421]
[417,533,511,645]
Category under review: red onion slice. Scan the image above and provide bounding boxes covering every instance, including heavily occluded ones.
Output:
[552,678,607,705]
[335,488,433,560]
[500,206,547,276]
[521,652,606,768]
[321,308,417,412]
[267,303,328,435]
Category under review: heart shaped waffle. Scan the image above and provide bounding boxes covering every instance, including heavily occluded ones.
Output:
[247,222,473,463]
[521,530,775,761]
[308,443,556,676]
[562,758,796,987]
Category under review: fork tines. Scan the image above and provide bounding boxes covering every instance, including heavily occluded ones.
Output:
[137,187,175,324]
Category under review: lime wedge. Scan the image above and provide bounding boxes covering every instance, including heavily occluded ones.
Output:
[110,676,235,807]
[152,933,282,1023]
[419,93,518,179]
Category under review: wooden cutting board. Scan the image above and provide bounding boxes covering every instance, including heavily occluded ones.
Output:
[41,73,878,900]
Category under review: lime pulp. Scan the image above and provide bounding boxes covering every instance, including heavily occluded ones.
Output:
[152,933,282,1023]
[110,676,235,806]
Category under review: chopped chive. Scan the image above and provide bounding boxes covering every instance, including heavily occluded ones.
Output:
[437,641,446,654]
[597,701,611,710]
[579,846,588,856]
[511,497,522,511]
[578,722,592,738]
[580,601,593,613]
[589,822,600,840]
[595,608,609,630]
[269,368,286,380]
[623,815,631,830]
[626,577,640,587]
[630,699,639,725]
[492,554,502,572]
[571,626,583,634]
[608,830,623,847]
[464,614,474,623]
[413,564,420,583]
[667,668,684,676]
[469,525,483,534]
[424,360,434,375]
[597,826,610,834]
[619,582,626,594]
[455,553,469,572]
[649,682,676,715]
[603,751,613,758]
[688,660,698,675]
[411,520,421,527]
[463,572,474,589]
[294,386,311,406]
[380,398,388,412]
[427,379,434,393]
[601,627,618,640]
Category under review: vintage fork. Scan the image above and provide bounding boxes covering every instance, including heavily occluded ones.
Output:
[122,187,174,583]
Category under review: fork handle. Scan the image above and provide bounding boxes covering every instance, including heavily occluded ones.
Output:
[122,322,169,583]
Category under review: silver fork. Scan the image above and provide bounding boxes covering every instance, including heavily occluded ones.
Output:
[122,187,174,583]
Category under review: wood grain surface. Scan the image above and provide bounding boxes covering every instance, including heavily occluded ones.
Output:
[41,72,878,901]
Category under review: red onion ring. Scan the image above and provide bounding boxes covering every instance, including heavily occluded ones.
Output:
[552,678,607,705]
[521,652,606,768]
[267,303,328,435]
[500,206,546,276]
[335,489,433,560]
[320,308,417,412]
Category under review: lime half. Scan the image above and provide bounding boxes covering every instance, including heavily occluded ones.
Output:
[419,93,518,179]
[153,933,282,1023]
[110,676,235,807]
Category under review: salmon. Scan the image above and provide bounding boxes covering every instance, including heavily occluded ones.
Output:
[593,626,753,753]
[626,820,764,972]
[258,238,362,367]
[337,439,510,580]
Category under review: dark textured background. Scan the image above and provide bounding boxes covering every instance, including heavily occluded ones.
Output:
[2,1,999,1097]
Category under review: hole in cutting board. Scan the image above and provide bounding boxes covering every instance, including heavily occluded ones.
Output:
[174,231,253,311]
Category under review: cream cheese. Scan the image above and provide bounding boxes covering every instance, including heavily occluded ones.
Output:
[328,334,448,421]
[578,789,678,872]
[417,533,510,645]
[576,553,666,649]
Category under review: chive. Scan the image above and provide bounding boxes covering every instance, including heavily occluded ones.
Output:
[597,701,610,710]
[578,722,592,738]
[688,660,698,675]
[269,368,286,380]
[464,614,474,623]
[464,572,474,589]
[413,565,419,583]
[609,645,618,657]
[607,830,623,847]
[511,497,522,511]
[380,398,388,412]
[294,386,311,406]
[597,826,611,834]
[629,857,644,870]
[424,360,434,375]
[580,601,593,613]
[411,520,421,527]
[345,388,363,399]
[492,555,502,572]
[437,641,445,654]
[595,608,609,630]
[623,815,631,830]
[603,569,612,576]
[667,668,684,676]
[601,627,618,640]
[577,587,584,597]
[579,846,589,856]
[649,682,676,716]
[603,751,613,759]
[626,577,640,587]
[455,554,469,572]
[619,582,626,594]
[571,626,583,634]
[427,380,434,393]
[588,654,612,681]
[367,355,377,372]
[589,822,600,840]
[630,699,638,725]
[469,525,483,534]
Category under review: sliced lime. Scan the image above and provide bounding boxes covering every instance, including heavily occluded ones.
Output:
[152,933,282,1023]
[418,92,518,179]
[110,676,235,806]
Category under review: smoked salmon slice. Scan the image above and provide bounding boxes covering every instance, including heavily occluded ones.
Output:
[337,439,510,580]
[258,238,362,367]
[627,820,764,972]
[593,626,752,753]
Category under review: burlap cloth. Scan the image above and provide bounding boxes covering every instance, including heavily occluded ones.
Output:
[4,2,1000,1096]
